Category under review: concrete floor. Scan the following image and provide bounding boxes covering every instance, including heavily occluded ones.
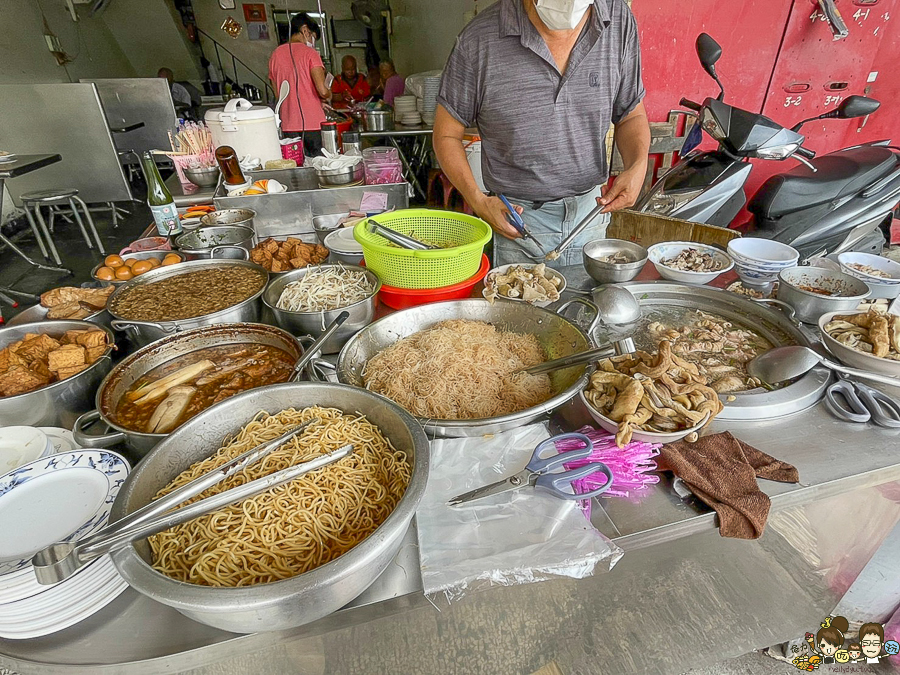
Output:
[0,203,148,322]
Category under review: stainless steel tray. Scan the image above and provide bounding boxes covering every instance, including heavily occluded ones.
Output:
[605,282,830,421]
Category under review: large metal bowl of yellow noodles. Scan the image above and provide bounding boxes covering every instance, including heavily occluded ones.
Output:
[109,382,429,633]
[336,298,594,437]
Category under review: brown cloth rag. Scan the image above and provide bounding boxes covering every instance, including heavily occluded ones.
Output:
[657,431,799,540]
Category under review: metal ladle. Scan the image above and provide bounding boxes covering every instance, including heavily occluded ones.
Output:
[748,345,900,388]
[589,285,642,326]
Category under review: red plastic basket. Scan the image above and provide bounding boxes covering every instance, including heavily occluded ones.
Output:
[378,255,490,310]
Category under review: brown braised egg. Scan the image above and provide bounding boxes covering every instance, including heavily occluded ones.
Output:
[95,266,115,281]
[132,260,154,276]
[115,267,134,281]
[162,253,182,266]
[105,254,125,269]
[124,258,137,268]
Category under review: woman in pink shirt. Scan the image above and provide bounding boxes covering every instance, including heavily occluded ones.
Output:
[268,13,331,155]
[379,59,405,107]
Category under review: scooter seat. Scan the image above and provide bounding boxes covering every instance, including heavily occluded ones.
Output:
[748,145,897,219]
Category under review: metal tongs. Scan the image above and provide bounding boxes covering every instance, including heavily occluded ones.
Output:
[31,418,355,585]
[365,220,440,250]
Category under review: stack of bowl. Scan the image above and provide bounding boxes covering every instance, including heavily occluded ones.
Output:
[727,238,799,288]
[837,252,900,300]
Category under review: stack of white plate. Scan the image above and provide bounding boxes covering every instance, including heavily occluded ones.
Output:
[393,96,420,125]
[0,449,130,639]
[422,76,440,126]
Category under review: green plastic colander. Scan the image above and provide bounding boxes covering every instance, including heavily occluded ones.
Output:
[353,209,493,289]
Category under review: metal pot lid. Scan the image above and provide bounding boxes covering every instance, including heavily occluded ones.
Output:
[614,281,830,421]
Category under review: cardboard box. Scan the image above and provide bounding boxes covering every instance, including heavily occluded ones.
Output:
[609,210,740,249]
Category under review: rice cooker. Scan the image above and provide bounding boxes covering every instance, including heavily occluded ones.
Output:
[205,98,282,164]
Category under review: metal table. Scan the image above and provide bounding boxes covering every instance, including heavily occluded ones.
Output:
[0,154,70,303]
[2,264,900,674]
[360,125,433,200]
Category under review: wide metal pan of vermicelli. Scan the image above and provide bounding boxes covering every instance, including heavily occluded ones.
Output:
[148,406,411,587]
[361,319,551,420]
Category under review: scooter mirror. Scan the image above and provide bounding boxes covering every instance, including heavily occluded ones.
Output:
[696,33,723,76]
[836,95,881,119]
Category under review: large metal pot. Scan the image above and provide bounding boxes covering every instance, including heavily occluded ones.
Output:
[72,323,303,457]
[777,266,870,324]
[336,298,595,437]
[107,259,268,348]
[364,110,393,132]
[175,225,256,261]
[8,303,112,332]
[109,382,429,633]
[0,321,114,428]
[262,264,381,354]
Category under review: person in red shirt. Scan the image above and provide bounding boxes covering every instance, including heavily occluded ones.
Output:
[332,55,371,109]
[268,12,331,155]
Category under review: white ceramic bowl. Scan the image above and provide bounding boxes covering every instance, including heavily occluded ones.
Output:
[838,252,900,286]
[819,311,900,382]
[727,238,800,267]
[482,263,567,308]
[578,390,710,445]
[0,427,53,475]
[647,241,733,285]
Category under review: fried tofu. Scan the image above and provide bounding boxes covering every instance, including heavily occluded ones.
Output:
[47,345,86,372]
[61,329,90,345]
[56,364,90,381]
[41,285,113,309]
[47,301,89,320]
[0,365,48,397]
[0,348,28,371]
[14,334,61,363]
[85,345,108,363]
[29,359,53,382]
[262,238,279,254]
[75,330,107,349]
[270,258,288,273]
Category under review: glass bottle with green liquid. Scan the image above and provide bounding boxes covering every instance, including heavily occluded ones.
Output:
[139,152,182,241]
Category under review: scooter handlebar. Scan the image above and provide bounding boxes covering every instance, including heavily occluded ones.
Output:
[680,98,702,112]
[796,146,816,159]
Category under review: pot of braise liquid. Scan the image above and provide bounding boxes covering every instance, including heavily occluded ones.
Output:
[72,323,304,457]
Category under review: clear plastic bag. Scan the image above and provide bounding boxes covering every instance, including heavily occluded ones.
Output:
[416,424,622,602]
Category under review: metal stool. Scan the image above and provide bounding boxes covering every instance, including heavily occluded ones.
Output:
[21,189,106,264]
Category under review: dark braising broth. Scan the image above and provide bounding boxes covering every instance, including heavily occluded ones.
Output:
[113,344,295,434]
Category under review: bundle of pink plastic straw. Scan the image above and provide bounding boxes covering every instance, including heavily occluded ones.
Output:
[554,426,661,514]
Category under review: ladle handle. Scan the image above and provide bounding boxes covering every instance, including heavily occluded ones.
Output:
[74,444,355,562]
[290,312,349,381]
[546,202,605,260]
[824,359,900,388]
[521,345,616,376]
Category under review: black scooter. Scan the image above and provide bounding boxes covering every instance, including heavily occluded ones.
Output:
[635,33,900,259]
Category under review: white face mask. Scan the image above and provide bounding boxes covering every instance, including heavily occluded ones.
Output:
[534,0,593,31]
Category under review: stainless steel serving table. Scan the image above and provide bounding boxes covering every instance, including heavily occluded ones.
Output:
[2,265,900,675]
[360,125,433,200]
[164,174,217,208]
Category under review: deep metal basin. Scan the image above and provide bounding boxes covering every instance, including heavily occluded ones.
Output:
[0,320,114,428]
[336,298,593,437]
[109,382,429,633]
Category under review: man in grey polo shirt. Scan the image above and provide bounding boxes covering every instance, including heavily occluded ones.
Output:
[434,0,650,266]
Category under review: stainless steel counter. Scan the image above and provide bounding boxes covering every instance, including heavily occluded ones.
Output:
[3,269,900,674]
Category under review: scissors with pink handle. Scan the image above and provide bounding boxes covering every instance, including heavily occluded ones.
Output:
[448,433,613,507]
